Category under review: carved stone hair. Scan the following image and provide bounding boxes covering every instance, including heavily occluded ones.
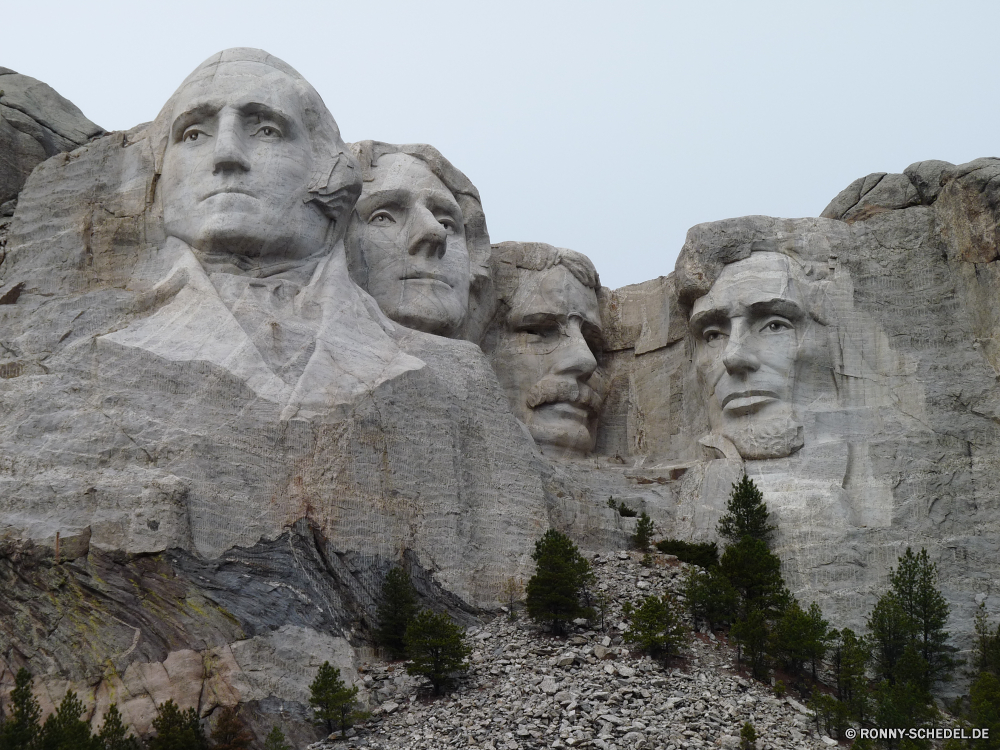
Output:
[148,48,361,230]
[490,240,601,307]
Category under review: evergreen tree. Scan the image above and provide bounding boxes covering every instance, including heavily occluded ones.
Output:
[682,566,737,633]
[966,671,1000,750]
[148,700,206,750]
[621,595,687,664]
[308,662,363,738]
[39,691,96,750]
[973,602,1000,677]
[770,600,828,690]
[888,547,957,688]
[404,609,471,695]
[731,607,771,681]
[525,529,594,635]
[869,645,937,750]
[0,667,42,750]
[374,566,419,660]
[94,705,140,750]
[633,513,654,551]
[867,592,911,685]
[263,725,292,750]
[717,475,775,547]
[209,707,252,750]
[829,628,869,722]
[719,537,788,621]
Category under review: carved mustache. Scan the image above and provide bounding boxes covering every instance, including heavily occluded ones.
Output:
[526,377,604,416]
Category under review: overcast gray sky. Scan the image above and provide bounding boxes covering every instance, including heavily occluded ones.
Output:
[4,1,998,290]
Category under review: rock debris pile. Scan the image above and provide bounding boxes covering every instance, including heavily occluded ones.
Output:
[308,552,834,750]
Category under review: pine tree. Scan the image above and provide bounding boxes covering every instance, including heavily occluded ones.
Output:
[375,566,419,660]
[682,566,737,633]
[404,609,471,695]
[731,607,771,681]
[525,529,595,635]
[209,707,252,750]
[148,700,207,750]
[263,725,292,750]
[39,690,96,750]
[973,602,1000,676]
[717,474,775,547]
[621,594,687,664]
[829,628,869,722]
[888,547,957,689]
[719,537,788,620]
[966,671,1000,750]
[0,667,42,750]
[633,513,654,551]
[94,704,140,750]
[309,662,362,737]
[867,592,911,685]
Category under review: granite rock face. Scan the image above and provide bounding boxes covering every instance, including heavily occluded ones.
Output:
[0,67,102,208]
[1,48,999,743]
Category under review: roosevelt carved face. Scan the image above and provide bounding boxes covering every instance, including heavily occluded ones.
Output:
[491,265,604,455]
[346,153,470,337]
[689,252,825,459]
[159,61,331,264]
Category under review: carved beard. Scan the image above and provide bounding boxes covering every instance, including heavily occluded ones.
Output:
[720,411,804,460]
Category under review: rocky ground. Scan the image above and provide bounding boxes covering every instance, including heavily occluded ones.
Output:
[306,550,839,750]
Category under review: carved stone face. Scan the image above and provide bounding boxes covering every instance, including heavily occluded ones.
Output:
[492,265,604,455]
[159,61,330,262]
[689,252,817,459]
[347,153,470,337]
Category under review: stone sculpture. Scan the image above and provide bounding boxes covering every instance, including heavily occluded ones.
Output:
[3,50,1000,742]
[100,49,418,419]
[346,141,492,341]
[485,241,606,456]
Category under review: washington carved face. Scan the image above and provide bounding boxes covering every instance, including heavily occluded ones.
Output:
[159,61,330,262]
[689,252,817,459]
[492,265,605,455]
[346,153,470,337]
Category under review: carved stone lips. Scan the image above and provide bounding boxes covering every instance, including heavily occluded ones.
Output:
[402,271,451,286]
[538,402,591,423]
[720,390,779,414]
[202,187,257,200]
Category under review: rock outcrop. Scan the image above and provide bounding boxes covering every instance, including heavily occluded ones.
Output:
[0,67,102,210]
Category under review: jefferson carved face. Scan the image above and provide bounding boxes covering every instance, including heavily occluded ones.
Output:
[346,153,470,337]
[491,265,604,455]
[159,61,330,262]
[689,252,819,459]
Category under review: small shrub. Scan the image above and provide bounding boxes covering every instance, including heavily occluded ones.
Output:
[607,496,637,517]
[404,609,471,695]
[525,529,595,635]
[264,725,293,750]
[773,680,786,697]
[654,539,719,568]
[501,576,524,620]
[210,706,253,750]
[740,721,757,750]
[633,513,654,551]
[621,594,687,664]
[309,661,364,738]
[640,553,653,568]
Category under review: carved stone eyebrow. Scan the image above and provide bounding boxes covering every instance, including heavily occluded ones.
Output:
[170,103,220,142]
[237,102,294,135]
[356,188,410,214]
[689,307,729,334]
[746,298,805,321]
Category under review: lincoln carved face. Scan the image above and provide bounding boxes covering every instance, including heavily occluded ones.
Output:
[689,252,826,459]
[159,60,332,264]
[491,263,605,456]
[346,153,471,337]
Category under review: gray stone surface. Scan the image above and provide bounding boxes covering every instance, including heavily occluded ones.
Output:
[2,49,1000,745]
[0,68,102,204]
